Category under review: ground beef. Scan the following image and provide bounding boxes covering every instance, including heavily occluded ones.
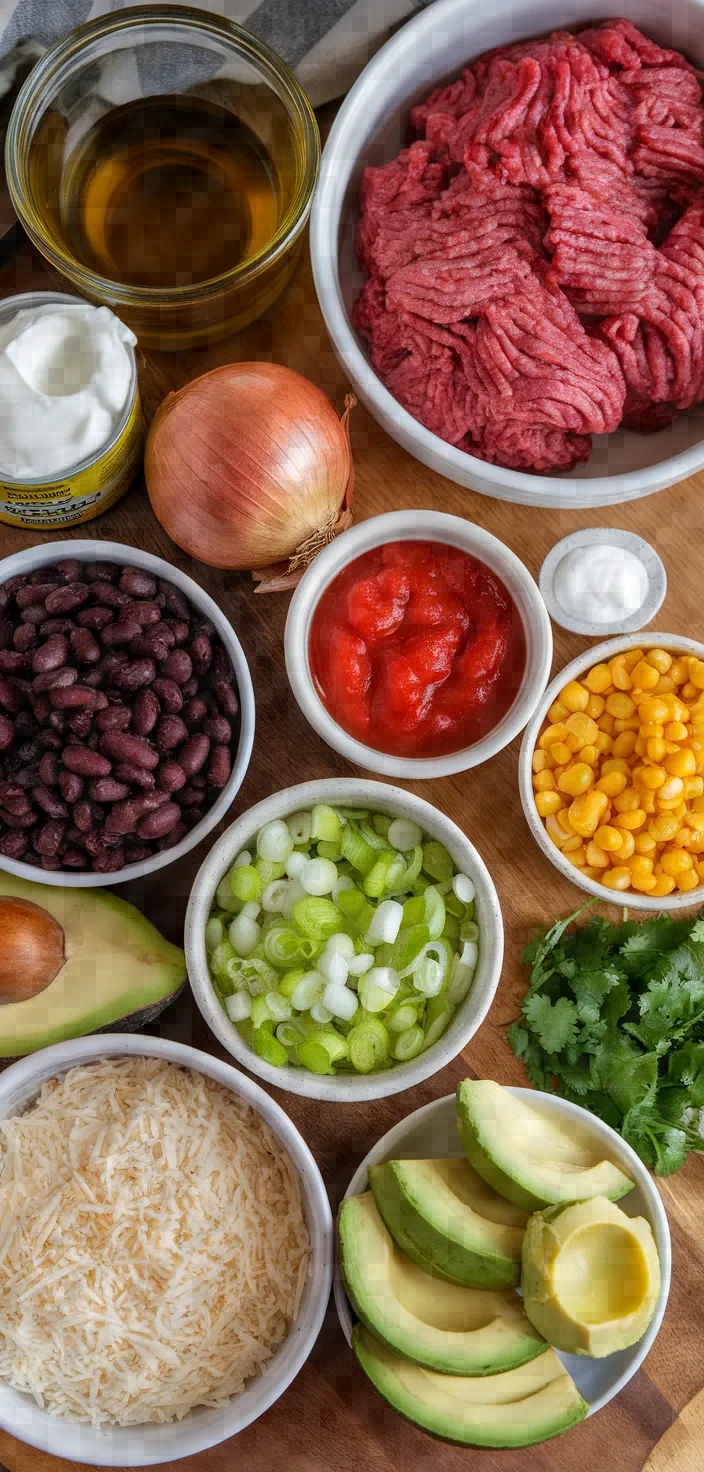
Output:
[353,18,704,472]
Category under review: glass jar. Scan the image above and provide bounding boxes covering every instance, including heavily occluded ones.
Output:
[5,5,320,350]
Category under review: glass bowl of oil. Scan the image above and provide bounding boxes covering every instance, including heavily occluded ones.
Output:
[5,4,320,349]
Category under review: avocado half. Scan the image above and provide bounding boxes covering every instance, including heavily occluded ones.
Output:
[0,873,186,1057]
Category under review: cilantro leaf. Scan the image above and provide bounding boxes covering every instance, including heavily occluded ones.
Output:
[522,903,594,991]
[506,1023,551,1091]
[567,964,622,1024]
[620,916,694,976]
[523,994,580,1053]
[689,919,704,943]
[622,1098,689,1176]
[666,1042,704,1105]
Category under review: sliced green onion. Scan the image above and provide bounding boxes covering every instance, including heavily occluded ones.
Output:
[317,840,343,860]
[322,980,358,1021]
[414,956,443,997]
[257,820,294,863]
[347,950,375,977]
[301,857,338,895]
[228,956,279,996]
[228,912,261,957]
[363,851,401,898]
[388,818,422,851]
[230,864,262,904]
[390,845,423,891]
[422,841,454,884]
[460,919,480,944]
[372,813,392,838]
[442,915,460,943]
[233,850,252,868]
[318,949,349,986]
[205,917,223,952]
[252,1027,288,1067]
[359,820,391,851]
[251,993,274,1029]
[281,878,306,918]
[225,991,251,1022]
[335,807,369,820]
[285,850,307,879]
[277,968,306,999]
[348,1018,389,1073]
[310,1000,333,1025]
[265,990,293,1022]
[423,996,454,1049]
[241,900,261,919]
[325,932,356,959]
[216,873,240,913]
[336,888,366,919]
[261,879,291,913]
[332,875,356,904]
[423,886,446,940]
[340,819,376,875]
[391,923,429,974]
[391,1025,425,1061]
[314,1030,350,1063]
[275,1020,307,1048]
[296,1039,333,1074]
[290,971,325,1011]
[264,924,317,969]
[210,940,237,984]
[453,873,476,904]
[287,811,312,845]
[292,895,342,939]
[365,899,404,946]
[445,891,465,919]
[255,857,286,888]
[387,1002,418,1033]
[402,895,425,928]
[405,937,454,988]
[358,966,400,1013]
[310,804,343,843]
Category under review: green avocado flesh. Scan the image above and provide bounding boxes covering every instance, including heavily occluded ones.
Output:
[0,874,186,1056]
[369,1157,528,1289]
[338,1191,545,1376]
[457,1080,634,1210]
[353,1325,588,1448]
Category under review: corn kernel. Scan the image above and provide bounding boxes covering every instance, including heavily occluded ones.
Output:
[614,809,647,831]
[651,873,677,896]
[595,731,613,755]
[560,681,590,713]
[647,649,672,674]
[671,657,691,684]
[674,801,687,819]
[578,744,599,767]
[688,658,704,691]
[586,840,609,868]
[606,692,636,720]
[665,748,696,778]
[627,854,654,879]
[539,722,569,750]
[612,730,637,759]
[658,776,685,802]
[614,787,640,813]
[670,697,690,723]
[630,659,660,691]
[661,848,694,875]
[638,698,670,724]
[649,812,679,841]
[653,675,676,694]
[557,808,575,835]
[676,868,700,892]
[611,661,632,691]
[582,867,602,881]
[596,770,627,797]
[532,749,550,774]
[622,649,644,672]
[558,763,594,797]
[534,769,556,791]
[647,737,668,762]
[562,834,584,854]
[686,776,704,798]
[594,824,623,852]
[547,699,570,724]
[639,722,665,741]
[568,790,609,837]
[633,764,666,790]
[535,790,562,818]
[586,694,606,719]
[634,833,657,854]
[613,717,641,733]
[641,791,656,814]
[584,663,612,694]
[634,737,648,759]
[602,866,632,891]
[601,758,631,777]
[597,714,616,736]
[565,712,599,745]
[550,742,572,765]
[564,848,588,869]
[682,682,699,702]
[563,731,583,754]
[546,813,567,846]
[674,828,693,849]
[688,836,704,855]
[612,830,636,861]
[631,873,658,893]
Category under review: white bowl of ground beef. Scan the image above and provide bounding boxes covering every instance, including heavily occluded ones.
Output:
[311,0,704,508]
[0,1035,332,1466]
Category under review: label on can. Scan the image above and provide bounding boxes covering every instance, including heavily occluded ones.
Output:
[0,391,144,529]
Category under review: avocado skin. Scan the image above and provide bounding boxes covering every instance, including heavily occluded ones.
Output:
[369,1161,521,1289]
[352,1325,589,1449]
[0,874,186,1056]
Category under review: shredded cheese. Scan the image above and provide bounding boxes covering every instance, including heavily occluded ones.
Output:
[0,1058,310,1427]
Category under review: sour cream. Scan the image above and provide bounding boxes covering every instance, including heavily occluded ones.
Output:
[553,543,649,626]
[0,303,136,478]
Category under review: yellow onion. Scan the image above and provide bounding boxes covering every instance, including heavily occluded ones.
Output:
[145,362,355,588]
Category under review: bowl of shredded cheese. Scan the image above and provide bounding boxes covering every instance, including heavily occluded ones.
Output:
[0,1034,332,1465]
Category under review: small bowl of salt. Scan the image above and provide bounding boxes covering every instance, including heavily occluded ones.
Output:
[539,529,666,637]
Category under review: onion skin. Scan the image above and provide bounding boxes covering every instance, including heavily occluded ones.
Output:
[0,897,65,1004]
[145,363,354,574]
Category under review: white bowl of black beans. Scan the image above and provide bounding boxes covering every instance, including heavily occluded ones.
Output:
[0,541,255,885]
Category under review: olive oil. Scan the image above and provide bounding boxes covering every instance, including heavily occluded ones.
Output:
[56,95,280,289]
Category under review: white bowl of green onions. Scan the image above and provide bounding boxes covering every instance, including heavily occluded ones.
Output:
[185,780,503,1100]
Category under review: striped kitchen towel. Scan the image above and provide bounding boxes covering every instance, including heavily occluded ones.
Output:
[0,0,434,107]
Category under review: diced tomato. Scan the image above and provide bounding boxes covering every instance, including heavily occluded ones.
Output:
[402,623,464,683]
[381,541,434,571]
[347,568,410,644]
[404,571,469,631]
[321,628,371,733]
[454,614,508,684]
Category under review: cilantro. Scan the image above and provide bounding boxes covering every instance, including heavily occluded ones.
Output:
[507,905,704,1176]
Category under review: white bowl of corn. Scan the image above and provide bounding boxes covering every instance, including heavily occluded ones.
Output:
[519,635,704,909]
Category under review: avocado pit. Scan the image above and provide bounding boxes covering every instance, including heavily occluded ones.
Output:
[0,896,66,1003]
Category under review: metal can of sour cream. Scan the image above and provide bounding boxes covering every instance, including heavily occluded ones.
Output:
[0,291,143,529]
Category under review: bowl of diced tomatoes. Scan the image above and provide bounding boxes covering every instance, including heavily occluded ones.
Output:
[285,510,552,779]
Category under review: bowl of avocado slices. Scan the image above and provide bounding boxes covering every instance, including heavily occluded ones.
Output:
[335,1079,670,1449]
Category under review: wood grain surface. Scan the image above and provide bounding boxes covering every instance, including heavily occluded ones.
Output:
[0,208,702,1472]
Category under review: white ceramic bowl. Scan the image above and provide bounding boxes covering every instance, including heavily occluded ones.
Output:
[0,1033,333,1467]
[334,1087,671,1420]
[0,539,255,886]
[519,633,704,911]
[310,0,704,510]
[185,778,503,1100]
[285,511,552,779]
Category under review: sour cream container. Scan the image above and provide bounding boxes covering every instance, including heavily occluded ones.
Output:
[0,291,142,529]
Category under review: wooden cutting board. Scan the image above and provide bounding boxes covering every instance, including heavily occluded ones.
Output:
[641,1388,704,1471]
[0,108,703,1471]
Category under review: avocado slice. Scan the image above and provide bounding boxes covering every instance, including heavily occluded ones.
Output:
[338,1191,546,1376]
[369,1158,528,1289]
[0,873,186,1056]
[522,1195,661,1357]
[353,1325,588,1448]
[457,1080,634,1210]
